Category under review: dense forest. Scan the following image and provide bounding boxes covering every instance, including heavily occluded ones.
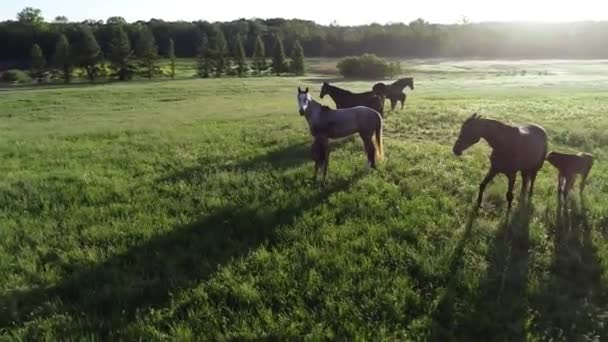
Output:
[2,7,608,69]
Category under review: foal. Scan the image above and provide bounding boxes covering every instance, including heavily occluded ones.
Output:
[546,151,594,198]
[311,128,331,182]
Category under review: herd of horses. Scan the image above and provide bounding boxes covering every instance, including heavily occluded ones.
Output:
[297,78,594,211]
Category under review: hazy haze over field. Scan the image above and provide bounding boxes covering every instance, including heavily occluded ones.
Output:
[1,0,607,24]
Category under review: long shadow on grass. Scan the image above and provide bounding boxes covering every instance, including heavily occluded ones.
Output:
[0,163,361,338]
[162,137,357,184]
[431,201,533,341]
[528,198,608,340]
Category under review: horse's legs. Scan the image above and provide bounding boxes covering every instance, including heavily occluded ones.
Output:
[389,98,396,111]
[361,135,376,171]
[520,171,530,197]
[477,169,498,208]
[506,172,516,211]
[564,173,575,198]
[529,170,539,198]
[557,172,564,196]
[322,147,329,182]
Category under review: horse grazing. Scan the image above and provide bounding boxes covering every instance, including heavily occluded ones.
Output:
[298,87,383,174]
[372,77,414,111]
[453,113,548,210]
[320,82,385,117]
[546,151,594,198]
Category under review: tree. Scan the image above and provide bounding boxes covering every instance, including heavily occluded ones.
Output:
[196,33,212,78]
[252,35,267,76]
[52,34,73,83]
[290,39,305,76]
[106,16,127,26]
[211,26,228,77]
[135,27,159,79]
[29,44,46,82]
[108,26,135,81]
[271,34,288,75]
[168,38,176,79]
[17,7,44,24]
[54,16,69,23]
[74,25,102,82]
[233,33,247,77]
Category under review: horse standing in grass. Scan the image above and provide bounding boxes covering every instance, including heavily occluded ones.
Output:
[372,77,414,111]
[453,113,548,210]
[298,87,383,175]
[320,82,385,117]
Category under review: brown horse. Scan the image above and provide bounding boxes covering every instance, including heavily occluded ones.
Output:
[320,82,385,117]
[311,131,330,182]
[453,113,548,210]
[372,77,414,111]
[298,87,383,173]
[546,151,594,198]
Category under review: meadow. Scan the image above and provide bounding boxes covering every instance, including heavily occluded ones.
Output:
[1,59,607,340]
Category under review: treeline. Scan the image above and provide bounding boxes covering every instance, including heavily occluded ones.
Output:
[1,8,306,82]
[3,7,608,68]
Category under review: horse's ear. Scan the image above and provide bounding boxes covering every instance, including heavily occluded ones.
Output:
[298,87,301,94]
[305,87,309,93]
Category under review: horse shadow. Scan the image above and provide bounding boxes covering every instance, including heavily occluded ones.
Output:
[161,136,357,184]
[529,197,608,340]
[0,162,361,338]
[431,200,534,341]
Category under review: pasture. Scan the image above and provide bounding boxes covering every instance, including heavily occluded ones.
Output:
[1,59,608,340]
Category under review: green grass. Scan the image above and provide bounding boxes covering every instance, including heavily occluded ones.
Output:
[1,60,608,340]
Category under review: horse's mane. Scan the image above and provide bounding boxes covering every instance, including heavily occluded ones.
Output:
[389,77,413,92]
[320,105,332,113]
[324,83,353,96]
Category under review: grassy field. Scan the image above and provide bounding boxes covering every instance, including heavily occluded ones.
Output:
[1,60,608,340]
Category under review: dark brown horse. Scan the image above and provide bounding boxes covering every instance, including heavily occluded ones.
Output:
[372,77,414,111]
[320,82,385,117]
[453,113,548,210]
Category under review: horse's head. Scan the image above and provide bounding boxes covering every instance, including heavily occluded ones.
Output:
[319,82,329,99]
[372,83,387,95]
[407,77,414,90]
[297,87,311,116]
[453,113,483,156]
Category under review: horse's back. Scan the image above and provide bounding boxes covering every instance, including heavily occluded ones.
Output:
[329,106,382,137]
[518,123,548,169]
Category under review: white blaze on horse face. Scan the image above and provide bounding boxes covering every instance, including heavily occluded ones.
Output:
[298,93,310,114]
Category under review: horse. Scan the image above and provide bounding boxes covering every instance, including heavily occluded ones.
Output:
[311,129,331,182]
[546,151,594,198]
[452,113,548,210]
[297,87,384,174]
[320,82,385,117]
[372,77,414,111]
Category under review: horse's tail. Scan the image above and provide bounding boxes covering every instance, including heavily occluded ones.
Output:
[374,118,384,161]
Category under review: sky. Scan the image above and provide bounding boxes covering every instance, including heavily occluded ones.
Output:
[2,0,607,25]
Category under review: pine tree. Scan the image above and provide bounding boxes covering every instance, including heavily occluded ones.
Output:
[196,33,212,78]
[74,25,101,82]
[290,39,305,76]
[234,33,247,77]
[29,44,46,82]
[252,35,267,76]
[212,26,228,77]
[135,27,159,79]
[52,34,73,83]
[271,34,287,76]
[108,26,135,81]
[168,38,176,79]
